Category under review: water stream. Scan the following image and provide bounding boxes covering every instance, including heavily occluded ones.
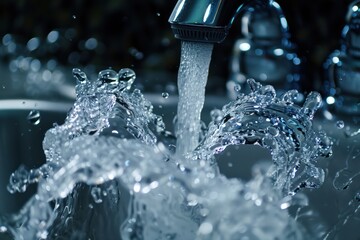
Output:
[175,41,213,156]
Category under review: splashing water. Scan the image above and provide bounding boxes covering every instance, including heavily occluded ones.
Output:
[1,66,335,239]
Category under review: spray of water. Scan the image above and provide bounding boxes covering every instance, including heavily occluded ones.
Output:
[0,67,335,239]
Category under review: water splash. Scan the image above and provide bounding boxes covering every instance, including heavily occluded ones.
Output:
[196,80,332,194]
[323,192,360,240]
[2,69,332,239]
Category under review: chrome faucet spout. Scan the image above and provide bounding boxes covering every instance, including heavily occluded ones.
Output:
[168,0,273,43]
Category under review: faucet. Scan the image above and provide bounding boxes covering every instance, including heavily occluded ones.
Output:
[168,0,285,43]
[323,1,360,115]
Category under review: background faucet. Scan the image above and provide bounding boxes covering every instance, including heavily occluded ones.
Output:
[168,0,276,43]
[226,0,303,99]
[323,0,360,115]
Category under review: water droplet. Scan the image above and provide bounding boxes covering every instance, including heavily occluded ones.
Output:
[281,90,299,104]
[0,226,7,233]
[336,120,345,129]
[262,85,276,98]
[72,68,87,82]
[234,84,241,92]
[91,187,103,203]
[210,109,223,124]
[118,68,136,90]
[72,15,77,19]
[247,78,261,92]
[355,192,360,202]
[98,69,118,84]
[302,92,322,118]
[27,110,41,125]
[37,230,48,239]
[156,13,161,16]
[161,92,169,99]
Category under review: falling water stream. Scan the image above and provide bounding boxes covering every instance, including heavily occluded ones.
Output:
[0,41,358,239]
[175,41,213,156]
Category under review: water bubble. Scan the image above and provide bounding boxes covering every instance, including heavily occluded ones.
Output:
[72,68,87,82]
[336,120,345,129]
[27,110,41,125]
[156,13,161,16]
[72,15,77,19]
[162,92,169,99]
[91,187,103,203]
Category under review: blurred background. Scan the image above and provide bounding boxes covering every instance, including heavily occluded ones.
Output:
[0,0,356,94]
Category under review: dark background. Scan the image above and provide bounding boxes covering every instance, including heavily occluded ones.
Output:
[0,0,355,93]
